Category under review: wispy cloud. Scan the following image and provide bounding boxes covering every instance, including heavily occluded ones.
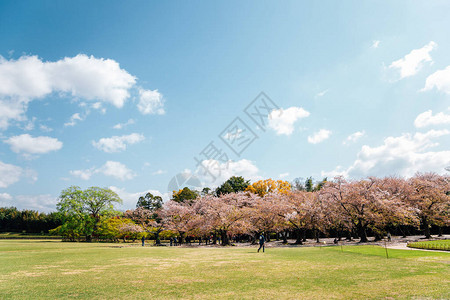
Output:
[308,129,331,144]
[343,130,365,145]
[389,41,436,79]
[113,118,135,129]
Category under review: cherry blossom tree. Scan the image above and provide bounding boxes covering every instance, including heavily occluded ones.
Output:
[193,192,256,245]
[408,173,450,238]
[248,192,289,243]
[281,191,313,244]
[162,200,197,244]
[320,177,383,242]
[124,206,166,244]
[118,222,144,242]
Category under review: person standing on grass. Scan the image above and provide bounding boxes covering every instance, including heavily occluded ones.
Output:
[141,235,145,247]
[257,233,265,253]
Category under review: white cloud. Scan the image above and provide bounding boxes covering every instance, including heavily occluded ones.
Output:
[109,186,168,210]
[70,168,95,180]
[71,161,135,181]
[0,99,27,130]
[421,65,450,94]
[414,109,450,128]
[223,129,243,141]
[308,129,331,144]
[22,117,36,131]
[152,169,166,175]
[113,118,135,129]
[0,161,23,188]
[371,40,380,48]
[195,159,261,187]
[102,161,135,180]
[315,90,328,98]
[268,107,310,135]
[0,194,56,212]
[92,133,145,153]
[343,130,365,145]
[0,161,37,188]
[0,54,140,130]
[4,134,62,154]
[137,88,165,115]
[5,194,58,212]
[39,124,53,132]
[64,113,83,127]
[279,172,289,179]
[323,129,450,178]
[0,54,136,106]
[389,41,436,79]
[0,192,12,200]
[91,102,102,110]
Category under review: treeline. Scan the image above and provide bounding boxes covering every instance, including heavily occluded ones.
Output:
[50,173,449,243]
[0,207,62,233]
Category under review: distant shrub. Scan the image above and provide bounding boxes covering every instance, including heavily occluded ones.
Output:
[407,240,450,251]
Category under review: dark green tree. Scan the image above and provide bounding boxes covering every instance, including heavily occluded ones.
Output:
[315,177,328,191]
[172,187,199,203]
[202,187,212,196]
[305,177,314,192]
[137,192,163,211]
[215,176,250,195]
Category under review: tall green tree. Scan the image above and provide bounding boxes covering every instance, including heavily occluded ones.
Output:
[137,192,163,211]
[172,187,199,203]
[315,177,328,191]
[134,192,164,244]
[305,177,314,192]
[215,176,250,195]
[55,186,122,241]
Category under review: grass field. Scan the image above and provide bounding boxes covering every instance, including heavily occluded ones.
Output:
[0,240,449,299]
[408,239,450,251]
[0,232,61,239]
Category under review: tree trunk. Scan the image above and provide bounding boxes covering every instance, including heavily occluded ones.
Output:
[399,225,407,238]
[315,229,320,243]
[155,230,161,245]
[281,230,288,244]
[178,232,185,244]
[373,232,383,241]
[357,224,368,243]
[221,230,230,246]
[346,230,352,241]
[251,233,258,245]
[295,229,303,244]
[422,217,431,239]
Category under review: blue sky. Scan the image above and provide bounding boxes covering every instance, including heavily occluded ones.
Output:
[0,1,449,211]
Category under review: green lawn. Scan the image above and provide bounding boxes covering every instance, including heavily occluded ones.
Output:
[0,232,61,239]
[0,240,449,299]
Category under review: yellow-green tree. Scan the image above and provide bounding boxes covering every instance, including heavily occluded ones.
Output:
[245,179,291,197]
